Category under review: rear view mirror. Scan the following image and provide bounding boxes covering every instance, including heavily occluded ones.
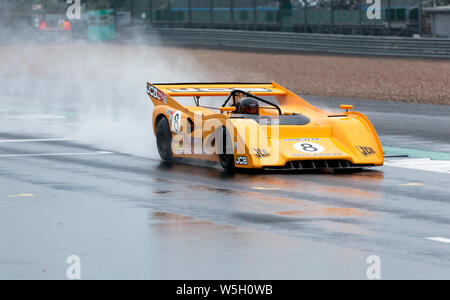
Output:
[220,107,236,113]
[339,104,354,112]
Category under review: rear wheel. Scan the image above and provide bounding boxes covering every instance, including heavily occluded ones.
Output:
[156,117,173,161]
[218,127,234,170]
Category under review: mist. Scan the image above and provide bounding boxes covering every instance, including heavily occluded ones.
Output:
[0,35,206,159]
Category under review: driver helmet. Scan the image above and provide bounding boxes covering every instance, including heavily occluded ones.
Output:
[233,91,245,103]
[239,98,259,114]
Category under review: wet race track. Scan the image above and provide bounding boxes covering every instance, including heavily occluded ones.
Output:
[1,78,450,280]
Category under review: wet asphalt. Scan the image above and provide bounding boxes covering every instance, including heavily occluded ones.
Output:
[0,79,449,280]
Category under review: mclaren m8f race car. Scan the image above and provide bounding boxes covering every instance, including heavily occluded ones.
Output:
[146,82,383,171]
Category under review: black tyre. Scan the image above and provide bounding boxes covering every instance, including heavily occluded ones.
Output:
[156,117,173,161]
[218,127,235,170]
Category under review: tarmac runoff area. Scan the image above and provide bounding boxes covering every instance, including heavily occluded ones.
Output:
[0,81,449,279]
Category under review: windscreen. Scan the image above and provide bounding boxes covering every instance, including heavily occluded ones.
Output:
[173,95,281,111]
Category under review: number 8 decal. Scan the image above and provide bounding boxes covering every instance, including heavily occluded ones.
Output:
[172,111,182,134]
[294,142,324,154]
[301,143,318,152]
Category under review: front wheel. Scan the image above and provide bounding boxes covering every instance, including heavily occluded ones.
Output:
[218,127,234,170]
[156,117,173,161]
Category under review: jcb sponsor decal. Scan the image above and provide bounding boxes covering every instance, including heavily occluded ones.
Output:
[236,156,248,165]
[251,148,270,158]
[356,146,376,157]
[147,85,167,103]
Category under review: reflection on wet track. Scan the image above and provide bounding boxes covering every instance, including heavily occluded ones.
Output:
[1,100,450,279]
[1,132,449,279]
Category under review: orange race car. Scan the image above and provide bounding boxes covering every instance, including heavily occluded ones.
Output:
[146,82,383,171]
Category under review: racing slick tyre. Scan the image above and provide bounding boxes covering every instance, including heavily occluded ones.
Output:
[156,117,173,161]
[218,127,235,171]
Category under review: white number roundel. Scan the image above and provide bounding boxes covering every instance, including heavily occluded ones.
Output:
[172,111,182,134]
[294,142,324,154]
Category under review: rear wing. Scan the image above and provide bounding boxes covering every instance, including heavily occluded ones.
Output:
[146,82,320,114]
[147,82,287,98]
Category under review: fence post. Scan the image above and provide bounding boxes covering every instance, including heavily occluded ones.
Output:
[168,0,171,27]
[418,0,422,36]
[253,0,257,28]
[210,0,213,26]
[188,0,192,26]
[358,1,362,34]
[230,0,234,25]
[130,0,134,26]
[279,5,282,30]
[149,0,153,25]
[304,0,308,33]
[331,0,334,34]
[387,0,391,34]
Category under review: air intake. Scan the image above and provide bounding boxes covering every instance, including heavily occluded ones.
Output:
[264,160,373,170]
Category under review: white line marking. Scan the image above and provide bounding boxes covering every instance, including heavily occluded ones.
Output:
[8,194,35,198]
[252,187,281,190]
[0,138,75,143]
[426,237,450,244]
[0,151,113,158]
[385,158,450,174]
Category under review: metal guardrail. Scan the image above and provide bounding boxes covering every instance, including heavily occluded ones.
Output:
[123,28,450,59]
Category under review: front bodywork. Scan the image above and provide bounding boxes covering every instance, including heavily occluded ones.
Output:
[147,82,383,170]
